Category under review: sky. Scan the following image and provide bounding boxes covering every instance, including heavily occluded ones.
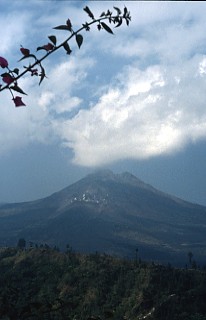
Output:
[1,0,206,206]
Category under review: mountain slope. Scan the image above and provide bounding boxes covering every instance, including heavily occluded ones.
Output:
[0,170,206,265]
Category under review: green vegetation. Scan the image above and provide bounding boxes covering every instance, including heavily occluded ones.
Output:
[0,246,206,320]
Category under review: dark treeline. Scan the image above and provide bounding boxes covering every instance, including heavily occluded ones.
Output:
[0,246,206,320]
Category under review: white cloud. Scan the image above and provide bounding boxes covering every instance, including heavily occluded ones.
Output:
[199,57,206,75]
[54,55,206,167]
[37,56,94,115]
[38,91,55,109]
[0,13,29,56]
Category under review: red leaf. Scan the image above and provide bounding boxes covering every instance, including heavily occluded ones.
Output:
[13,96,26,107]
[30,68,38,76]
[2,73,14,85]
[43,43,54,51]
[37,43,54,52]
[20,47,30,56]
[0,57,8,68]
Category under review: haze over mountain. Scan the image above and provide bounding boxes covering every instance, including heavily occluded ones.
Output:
[1,170,206,265]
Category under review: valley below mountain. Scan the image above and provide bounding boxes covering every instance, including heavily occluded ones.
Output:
[1,170,206,266]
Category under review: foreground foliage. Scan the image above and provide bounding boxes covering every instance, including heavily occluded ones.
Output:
[0,247,206,320]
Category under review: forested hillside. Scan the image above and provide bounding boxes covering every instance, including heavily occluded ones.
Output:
[0,246,206,320]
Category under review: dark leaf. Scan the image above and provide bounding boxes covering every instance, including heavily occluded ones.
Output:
[53,25,71,31]
[1,72,10,78]
[114,18,122,28]
[82,23,90,31]
[123,6,128,18]
[100,12,105,17]
[63,42,72,55]
[48,35,57,46]
[83,6,94,20]
[76,34,83,49]
[18,54,36,62]
[39,74,45,85]
[106,10,112,16]
[39,65,46,85]
[66,19,72,31]
[37,46,45,52]
[10,84,27,95]
[113,6,121,15]
[97,24,102,31]
[13,68,19,75]
[101,22,114,34]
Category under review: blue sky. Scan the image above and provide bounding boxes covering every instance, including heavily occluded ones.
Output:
[1,0,206,206]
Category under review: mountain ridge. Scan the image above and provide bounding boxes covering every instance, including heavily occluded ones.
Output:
[46,169,194,210]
